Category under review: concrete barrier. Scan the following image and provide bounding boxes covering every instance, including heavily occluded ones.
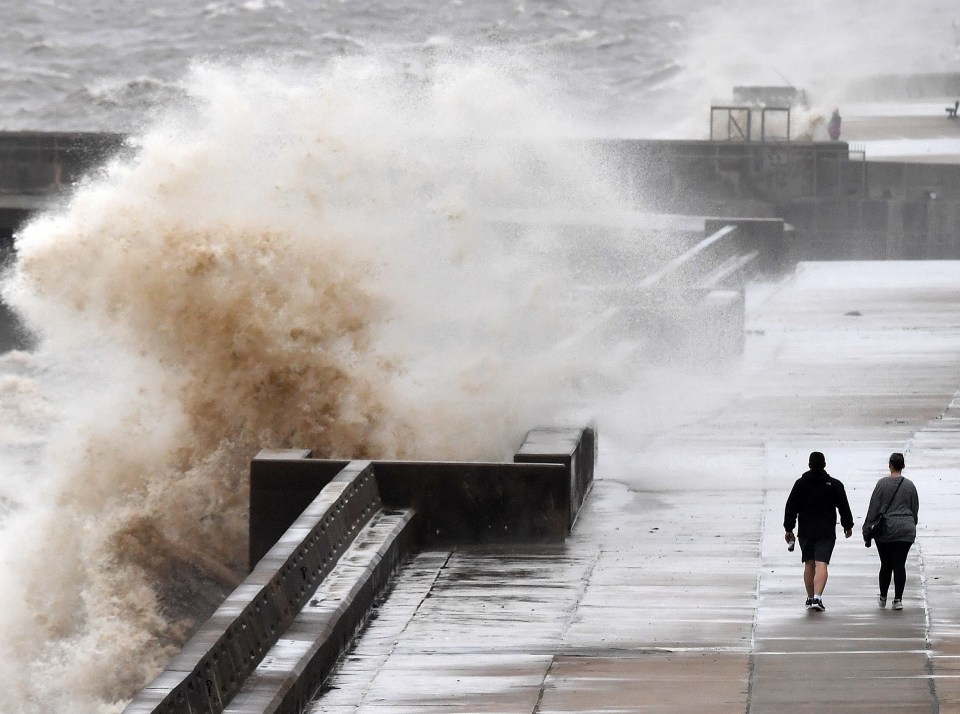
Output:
[600,138,960,261]
[224,509,417,714]
[0,132,127,352]
[0,131,126,245]
[0,295,30,352]
[0,131,125,195]
[123,461,383,714]
[372,460,571,544]
[248,451,347,571]
[0,243,31,352]
[249,426,596,557]
[638,225,740,290]
[249,457,570,554]
[513,426,596,529]
[126,426,596,714]
[7,132,960,264]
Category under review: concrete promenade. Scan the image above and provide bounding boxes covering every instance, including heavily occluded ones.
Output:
[305,260,960,712]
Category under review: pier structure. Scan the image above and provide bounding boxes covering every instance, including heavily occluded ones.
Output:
[3,129,960,260]
[4,126,955,357]
[4,117,960,711]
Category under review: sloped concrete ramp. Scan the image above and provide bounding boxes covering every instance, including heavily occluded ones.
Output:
[310,261,960,712]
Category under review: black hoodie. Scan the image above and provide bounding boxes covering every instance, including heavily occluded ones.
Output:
[784,469,854,539]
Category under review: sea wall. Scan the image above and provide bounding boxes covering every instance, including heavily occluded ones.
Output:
[0,132,125,351]
[3,131,958,262]
[3,131,959,287]
[782,160,960,259]
[513,425,596,528]
[603,138,960,261]
[125,426,596,714]
[0,131,125,241]
[249,426,598,569]
[124,461,405,714]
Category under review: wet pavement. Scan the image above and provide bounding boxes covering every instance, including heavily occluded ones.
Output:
[309,261,960,712]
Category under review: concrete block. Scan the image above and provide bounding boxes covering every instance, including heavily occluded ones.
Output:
[0,292,33,353]
[216,683,287,714]
[815,155,842,197]
[374,461,569,543]
[514,426,596,528]
[249,454,347,570]
[901,201,929,259]
[940,167,960,198]
[244,596,278,659]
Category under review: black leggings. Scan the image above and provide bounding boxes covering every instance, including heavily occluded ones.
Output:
[876,540,913,600]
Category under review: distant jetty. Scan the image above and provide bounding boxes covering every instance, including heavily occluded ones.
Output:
[3,127,960,354]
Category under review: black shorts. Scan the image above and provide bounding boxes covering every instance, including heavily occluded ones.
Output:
[799,537,836,564]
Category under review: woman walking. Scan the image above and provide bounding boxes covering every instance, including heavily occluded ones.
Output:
[863,452,920,610]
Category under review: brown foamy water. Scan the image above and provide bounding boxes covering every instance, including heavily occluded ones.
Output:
[0,54,662,712]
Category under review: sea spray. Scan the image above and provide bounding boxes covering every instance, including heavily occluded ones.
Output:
[672,0,960,138]
[0,53,663,712]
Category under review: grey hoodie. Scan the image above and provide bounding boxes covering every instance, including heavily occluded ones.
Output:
[862,476,919,543]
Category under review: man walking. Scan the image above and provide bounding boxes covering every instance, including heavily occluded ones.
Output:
[784,451,854,611]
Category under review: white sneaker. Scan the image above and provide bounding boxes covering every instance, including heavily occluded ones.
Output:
[878,595,887,608]
[892,599,903,610]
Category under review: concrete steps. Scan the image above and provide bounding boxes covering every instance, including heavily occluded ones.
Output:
[224,508,416,714]
[122,462,409,714]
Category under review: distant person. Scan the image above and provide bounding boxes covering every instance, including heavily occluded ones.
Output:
[784,451,854,611]
[827,109,842,140]
[863,452,919,610]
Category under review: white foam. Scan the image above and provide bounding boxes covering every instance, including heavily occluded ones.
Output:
[0,53,683,712]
